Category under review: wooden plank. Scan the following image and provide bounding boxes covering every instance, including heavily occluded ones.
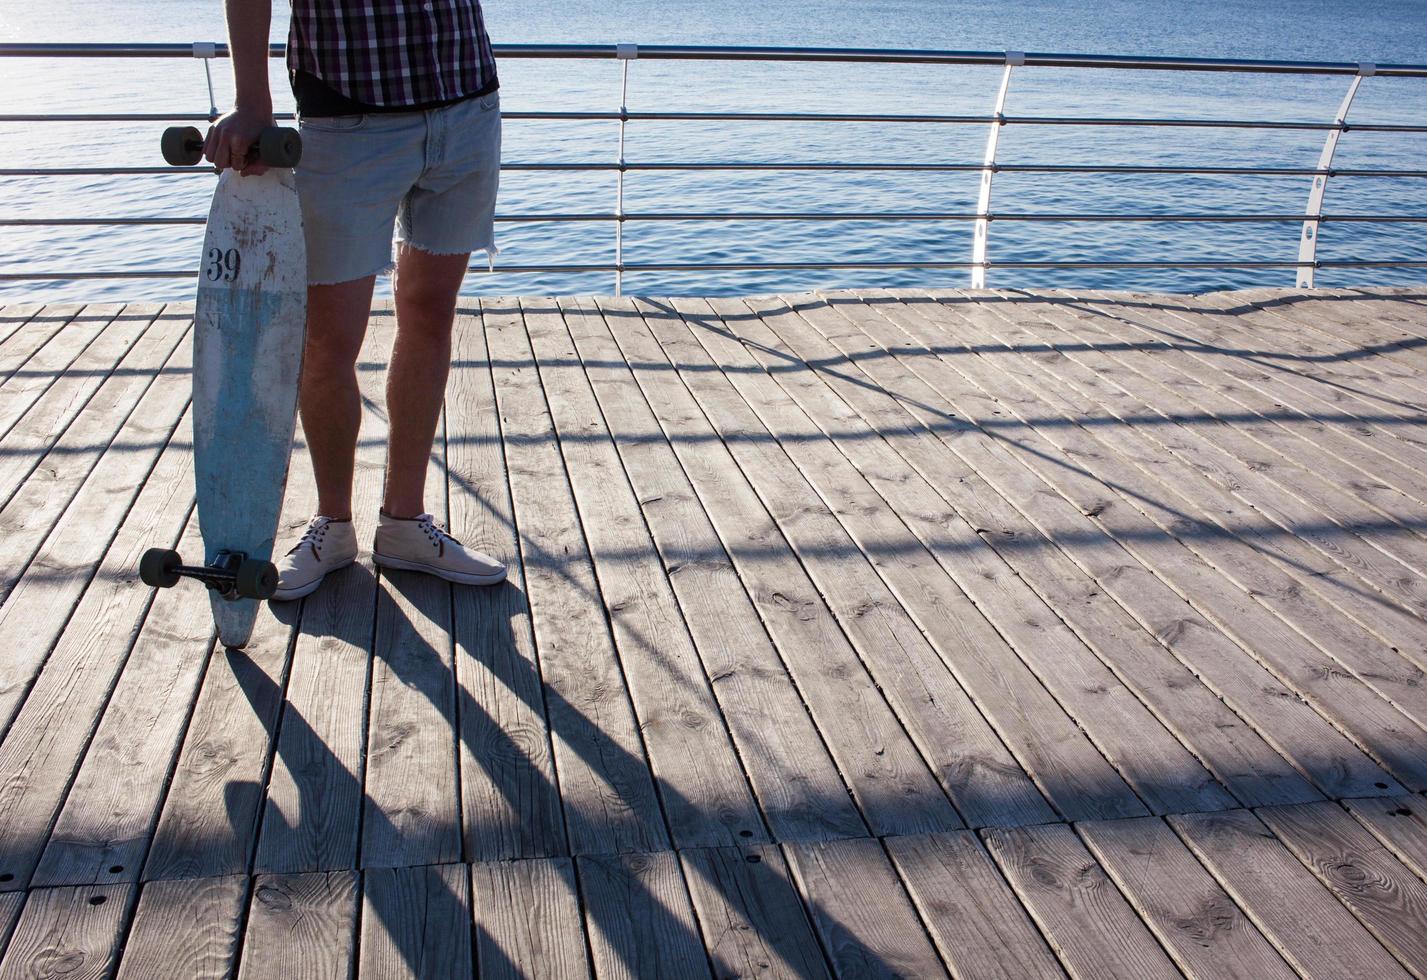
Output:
[748,295,1314,810]
[0,304,46,357]
[679,845,831,980]
[237,871,358,980]
[955,293,1427,701]
[821,291,1405,800]
[981,823,1180,979]
[471,857,590,980]
[29,510,213,888]
[0,310,190,605]
[1050,292,1427,628]
[680,294,1154,823]
[364,327,461,868]
[605,295,1038,833]
[592,295,982,835]
[0,332,192,724]
[1345,795,1427,882]
[0,302,165,509]
[931,292,1427,777]
[0,883,132,980]
[445,305,567,861]
[483,298,669,856]
[0,303,123,442]
[1218,289,1427,419]
[362,567,461,868]
[705,293,1223,819]
[1078,816,1295,979]
[522,298,767,848]
[1077,293,1427,588]
[557,296,865,844]
[359,864,472,980]
[1171,808,1410,978]
[1198,290,1427,420]
[1164,293,1427,560]
[143,600,300,880]
[0,894,24,963]
[1258,801,1427,974]
[251,550,371,874]
[152,308,398,882]
[0,306,77,390]
[785,837,949,978]
[254,307,391,874]
[116,876,247,980]
[0,410,197,893]
[0,304,85,396]
[912,290,1427,791]
[884,831,1064,980]
[1288,290,1427,384]
[577,851,710,979]
[770,293,1312,810]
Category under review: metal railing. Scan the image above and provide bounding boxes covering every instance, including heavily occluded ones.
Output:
[2,41,1426,293]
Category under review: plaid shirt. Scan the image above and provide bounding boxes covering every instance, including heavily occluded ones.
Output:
[287,0,498,108]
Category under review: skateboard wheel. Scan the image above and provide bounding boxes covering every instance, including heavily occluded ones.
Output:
[160,126,204,167]
[139,547,182,588]
[257,127,302,168]
[236,558,279,600]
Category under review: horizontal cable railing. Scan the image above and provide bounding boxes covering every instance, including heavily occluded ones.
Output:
[7,42,1427,75]
[6,213,1426,227]
[1,42,1424,291]
[7,110,1427,131]
[6,259,1423,284]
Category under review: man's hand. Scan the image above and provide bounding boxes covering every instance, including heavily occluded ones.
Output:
[205,105,274,176]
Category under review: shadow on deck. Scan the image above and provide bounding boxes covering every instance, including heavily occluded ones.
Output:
[0,287,1424,976]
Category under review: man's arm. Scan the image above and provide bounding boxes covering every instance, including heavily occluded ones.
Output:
[203,0,275,174]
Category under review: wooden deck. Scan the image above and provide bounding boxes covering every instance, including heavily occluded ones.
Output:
[0,286,1425,977]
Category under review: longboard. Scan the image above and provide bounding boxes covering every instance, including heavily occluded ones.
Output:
[140,126,306,649]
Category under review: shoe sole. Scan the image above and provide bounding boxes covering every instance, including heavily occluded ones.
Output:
[271,577,323,602]
[270,555,358,602]
[373,552,508,585]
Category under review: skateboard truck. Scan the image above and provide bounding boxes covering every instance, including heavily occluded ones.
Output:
[161,125,303,169]
[139,547,279,601]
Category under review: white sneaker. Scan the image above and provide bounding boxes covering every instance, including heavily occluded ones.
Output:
[271,516,359,601]
[372,511,507,585]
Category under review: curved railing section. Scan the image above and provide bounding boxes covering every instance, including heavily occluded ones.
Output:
[1,42,1425,292]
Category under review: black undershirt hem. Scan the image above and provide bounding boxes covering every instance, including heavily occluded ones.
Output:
[291,68,499,118]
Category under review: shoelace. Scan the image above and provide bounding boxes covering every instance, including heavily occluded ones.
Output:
[290,517,331,558]
[416,514,461,555]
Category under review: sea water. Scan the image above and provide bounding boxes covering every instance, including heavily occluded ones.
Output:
[0,0,1423,301]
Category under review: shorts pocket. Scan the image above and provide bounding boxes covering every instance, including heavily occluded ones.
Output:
[300,113,368,132]
[477,91,500,112]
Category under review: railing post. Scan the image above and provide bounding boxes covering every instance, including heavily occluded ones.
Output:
[1297,61,1373,288]
[971,51,1022,288]
[193,41,218,120]
[614,43,637,296]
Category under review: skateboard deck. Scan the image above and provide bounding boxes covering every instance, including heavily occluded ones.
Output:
[192,167,306,648]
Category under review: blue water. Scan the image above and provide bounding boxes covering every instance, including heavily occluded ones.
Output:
[1,0,1424,301]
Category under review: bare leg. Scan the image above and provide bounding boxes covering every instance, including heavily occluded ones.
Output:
[385,244,470,518]
[300,275,376,521]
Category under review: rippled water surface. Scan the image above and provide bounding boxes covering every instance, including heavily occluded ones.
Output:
[1,0,1424,301]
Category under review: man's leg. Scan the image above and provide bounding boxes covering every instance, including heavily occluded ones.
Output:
[384,244,470,518]
[301,275,377,520]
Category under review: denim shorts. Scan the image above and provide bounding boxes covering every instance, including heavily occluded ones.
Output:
[295,90,501,285]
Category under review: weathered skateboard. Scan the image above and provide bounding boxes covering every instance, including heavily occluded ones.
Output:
[139,125,306,649]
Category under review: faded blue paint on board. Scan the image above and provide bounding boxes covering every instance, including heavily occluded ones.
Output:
[194,282,305,648]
